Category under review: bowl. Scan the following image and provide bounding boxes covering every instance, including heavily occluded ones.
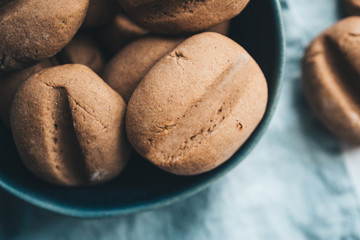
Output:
[0,0,285,218]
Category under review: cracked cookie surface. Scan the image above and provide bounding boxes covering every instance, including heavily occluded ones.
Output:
[10,64,130,186]
[126,32,268,175]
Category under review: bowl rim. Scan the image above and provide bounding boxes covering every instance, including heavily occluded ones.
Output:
[0,0,286,218]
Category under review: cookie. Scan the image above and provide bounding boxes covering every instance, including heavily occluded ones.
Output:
[11,64,130,186]
[104,36,183,102]
[126,32,268,175]
[0,0,89,72]
[302,17,360,144]
[118,0,249,34]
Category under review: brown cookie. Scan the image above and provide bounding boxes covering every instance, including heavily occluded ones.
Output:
[0,0,89,72]
[118,0,249,34]
[344,0,360,16]
[82,0,121,27]
[302,17,360,144]
[11,64,130,186]
[126,32,268,175]
[58,34,105,75]
[99,14,149,53]
[0,59,58,127]
[104,36,183,102]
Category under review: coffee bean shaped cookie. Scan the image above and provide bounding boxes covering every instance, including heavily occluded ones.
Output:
[11,64,130,186]
[83,0,120,27]
[0,59,57,127]
[59,34,105,75]
[104,36,184,102]
[343,0,360,16]
[126,32,268,175]
[0,0,89,72]
[118,0,249,34]
[302,17,360,144]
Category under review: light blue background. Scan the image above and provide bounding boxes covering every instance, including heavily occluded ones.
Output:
[1,0,360,239]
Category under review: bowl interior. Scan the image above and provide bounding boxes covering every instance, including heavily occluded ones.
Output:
[0,0,284,218]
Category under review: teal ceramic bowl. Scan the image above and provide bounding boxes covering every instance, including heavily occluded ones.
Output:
[0,0,285,218]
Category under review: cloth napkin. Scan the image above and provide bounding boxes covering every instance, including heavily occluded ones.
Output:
[1,0,360,239]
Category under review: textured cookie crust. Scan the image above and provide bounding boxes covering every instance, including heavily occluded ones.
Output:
[0,0,89,72]
[118,0,249,34]
[11,64,130,186]
[104,36,183,102]
[302,17,360,144]
[126,32,268,175]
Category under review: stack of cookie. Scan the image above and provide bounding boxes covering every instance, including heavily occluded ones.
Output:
[0,0,268,186]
